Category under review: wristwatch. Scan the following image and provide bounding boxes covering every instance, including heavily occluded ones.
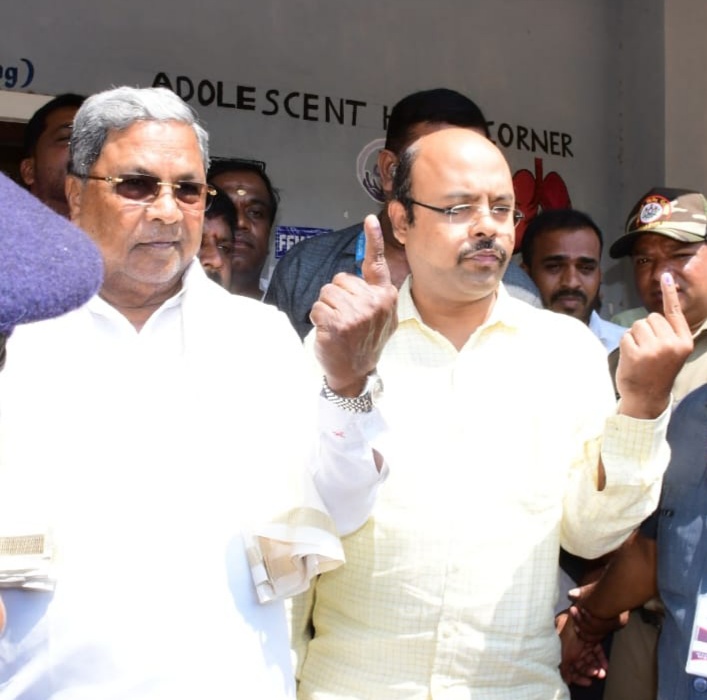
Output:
[321,372,383,413]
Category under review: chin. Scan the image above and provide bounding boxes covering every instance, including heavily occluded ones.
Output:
[231,261,257,276]
[553,307,586,321]
[466,270,504,290]
[130,259,187,287]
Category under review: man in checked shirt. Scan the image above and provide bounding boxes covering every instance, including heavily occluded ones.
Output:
[299,127,693,700]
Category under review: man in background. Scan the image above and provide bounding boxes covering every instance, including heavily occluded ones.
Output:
[609,187,707,401]
[19,93,85,217]
[199,184,236,288]
[521,208,625,352]
[207,158,278,299]
[591,187,707,700]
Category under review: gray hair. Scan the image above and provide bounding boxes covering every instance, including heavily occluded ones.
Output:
[69,86,210,176]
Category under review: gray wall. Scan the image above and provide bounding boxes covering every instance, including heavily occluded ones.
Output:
[1,0,704,313]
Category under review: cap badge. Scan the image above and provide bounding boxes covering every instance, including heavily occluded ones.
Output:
[639,195,671,225]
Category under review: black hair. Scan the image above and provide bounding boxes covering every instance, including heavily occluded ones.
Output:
[205,184,237,233]
[391,142,421,225]
[384,88,490,155]
[23,93,86,157]
[520,209,604,267]
[207,158,279,224]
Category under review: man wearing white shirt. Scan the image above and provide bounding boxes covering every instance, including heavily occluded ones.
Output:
[0,86,396,700]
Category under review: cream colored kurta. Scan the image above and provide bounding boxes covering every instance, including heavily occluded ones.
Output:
[298,280,670,700]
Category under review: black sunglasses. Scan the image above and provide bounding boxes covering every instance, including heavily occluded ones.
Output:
[81,173,216,210]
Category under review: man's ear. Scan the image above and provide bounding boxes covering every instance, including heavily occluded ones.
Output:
[388,200,409,246]
[520,261,530,274]
[65,175,84,224]
[19,158,35,188]
[377,149,398,198]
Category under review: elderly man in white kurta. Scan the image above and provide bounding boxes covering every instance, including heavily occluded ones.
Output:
[0,87,396,700]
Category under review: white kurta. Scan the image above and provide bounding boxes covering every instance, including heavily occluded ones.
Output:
[0,262,346,699]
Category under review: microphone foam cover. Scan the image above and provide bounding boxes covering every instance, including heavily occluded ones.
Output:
[0,173,103,334]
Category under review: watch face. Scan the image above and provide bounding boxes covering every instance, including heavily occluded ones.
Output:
[366,372,384,403]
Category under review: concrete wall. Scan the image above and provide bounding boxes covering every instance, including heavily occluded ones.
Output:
[1,0,704,313]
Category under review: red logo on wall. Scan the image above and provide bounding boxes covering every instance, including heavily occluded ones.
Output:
[513,157,572,251]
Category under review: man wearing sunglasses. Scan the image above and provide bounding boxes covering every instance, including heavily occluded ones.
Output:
[0,86,389,699]
[294,127,692,699]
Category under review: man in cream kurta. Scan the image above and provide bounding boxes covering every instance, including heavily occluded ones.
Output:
[296,129,693,699]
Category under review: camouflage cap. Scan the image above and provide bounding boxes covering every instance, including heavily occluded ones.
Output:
[609,187,707,258]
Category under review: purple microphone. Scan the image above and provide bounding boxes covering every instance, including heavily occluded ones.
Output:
[0,172,103,336]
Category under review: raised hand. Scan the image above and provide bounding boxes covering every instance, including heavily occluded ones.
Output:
[616,272,693,418]
[311,214,398,395]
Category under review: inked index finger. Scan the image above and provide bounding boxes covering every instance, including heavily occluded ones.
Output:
[661,272,691,336]
[361,214,392,287]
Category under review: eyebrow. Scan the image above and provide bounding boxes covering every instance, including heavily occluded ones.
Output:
[632,241,702,256]
[49,122,74,135]
[542,254,598,262]
[440,191,515,204]
[128,166,205,181]
[241,195,272,209]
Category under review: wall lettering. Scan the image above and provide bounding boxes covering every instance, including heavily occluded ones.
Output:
[154,72,368,127]
[153,73,575,158]
[0,57,34,89]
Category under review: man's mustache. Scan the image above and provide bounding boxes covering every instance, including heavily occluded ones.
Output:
[550,289,588,305]
[457,238,508,264]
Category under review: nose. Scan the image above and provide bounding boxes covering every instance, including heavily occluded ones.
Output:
[560,264,581,289]
[654,258,675,278]
[235,204,250,231]
[466,206,516,244]
[199,237,223,272]
[468,215,517,253]
[468,212,498,239]
[145,185,184,224]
